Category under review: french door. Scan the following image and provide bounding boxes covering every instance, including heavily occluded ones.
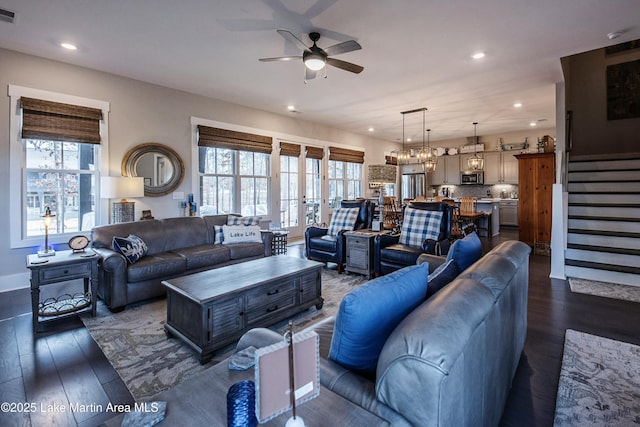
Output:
[279,148,323,238]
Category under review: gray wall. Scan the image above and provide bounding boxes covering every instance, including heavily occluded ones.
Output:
[562,43,640,156]
[0,48,396,290]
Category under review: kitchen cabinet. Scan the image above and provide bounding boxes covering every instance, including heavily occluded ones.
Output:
[515,153,554,252]
[484,152,520,184]
[432,155,460,185]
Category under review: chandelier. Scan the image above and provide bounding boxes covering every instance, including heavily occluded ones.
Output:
[422,128,437,173]
[467,122,484,170]
[394,112,411,164]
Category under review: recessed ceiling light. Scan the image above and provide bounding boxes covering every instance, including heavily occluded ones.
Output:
[607,31,623,40]
[529,122,537,127]
[513,103,523,108]
[368,127,374,132]
[287,105,295,111]
[61,42,77,50]
[407,138,412,142]
[471,52,485,60]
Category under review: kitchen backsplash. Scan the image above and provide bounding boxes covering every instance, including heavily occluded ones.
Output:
[432,184,518,199]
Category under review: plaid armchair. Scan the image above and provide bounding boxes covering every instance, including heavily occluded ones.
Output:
[305,199,373,272]
[374,201,453,276]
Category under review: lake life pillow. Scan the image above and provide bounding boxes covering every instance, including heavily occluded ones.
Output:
[222,225,262,244]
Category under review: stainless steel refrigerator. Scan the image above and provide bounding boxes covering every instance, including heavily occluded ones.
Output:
[402,164,426,200]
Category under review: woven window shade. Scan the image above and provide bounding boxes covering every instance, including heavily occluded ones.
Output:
[280,141,301,157]
[328,146,365,164]
[197,125,272,154]
[305,146,324,159]
[20,97,103,144]
[385,155,398,166]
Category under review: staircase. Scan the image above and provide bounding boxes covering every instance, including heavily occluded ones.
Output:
[565,154,640,287]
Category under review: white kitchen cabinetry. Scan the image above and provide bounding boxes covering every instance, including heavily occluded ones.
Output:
[483,152,520,184]
[432,155,460,185]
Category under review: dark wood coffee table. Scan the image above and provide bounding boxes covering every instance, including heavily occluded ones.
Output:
[163,256,324,363]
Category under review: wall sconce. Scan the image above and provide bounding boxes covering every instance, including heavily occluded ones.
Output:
[37,206,56,257]
[101,176,145,223]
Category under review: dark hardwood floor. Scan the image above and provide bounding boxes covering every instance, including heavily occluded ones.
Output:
[1,229,638,427]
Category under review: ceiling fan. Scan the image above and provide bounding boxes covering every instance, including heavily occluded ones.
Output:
[259,30,364,80]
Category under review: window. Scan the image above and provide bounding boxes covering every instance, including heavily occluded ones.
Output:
[25,140,98,237]
[305,157,322,225]
[198,147,271,216]
[328,160,362,208]
[280,155,299,227]
[8,86,109,248]
[197,124,273,217]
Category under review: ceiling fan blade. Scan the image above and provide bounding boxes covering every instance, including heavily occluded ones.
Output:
[305,68,318,80]
[277,29,310,52]
[326,58,364,74]
[324,40,361,56]
[259,56,302,62]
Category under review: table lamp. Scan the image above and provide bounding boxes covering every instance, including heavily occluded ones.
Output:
[37,206,56,257]
[101,176,144,223]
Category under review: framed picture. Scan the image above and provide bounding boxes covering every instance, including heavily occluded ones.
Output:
[144,177,152,186]
[141,210,154,220]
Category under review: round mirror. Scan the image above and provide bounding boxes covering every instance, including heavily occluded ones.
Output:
[122,143,184,196]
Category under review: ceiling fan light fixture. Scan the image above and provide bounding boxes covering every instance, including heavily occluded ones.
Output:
[304,52,326,71]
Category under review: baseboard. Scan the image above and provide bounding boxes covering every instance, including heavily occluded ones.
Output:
[0,272,30,293]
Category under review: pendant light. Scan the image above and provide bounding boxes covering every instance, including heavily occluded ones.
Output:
[423,128,437,173]
[394,112,411,165]
[467,122,484,170]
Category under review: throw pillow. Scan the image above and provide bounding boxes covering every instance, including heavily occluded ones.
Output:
[426,258,459,299]
[327,207,360,236]
[214,225,224,244]
[446,231,482,273]
[112,234,148,264]
[328,263,429,375]
[227,215,261,226]
[399,207,443,249]
[222,225,262,244]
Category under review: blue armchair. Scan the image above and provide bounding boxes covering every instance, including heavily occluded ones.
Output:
[305,199,373,272]
[374,201,453,276]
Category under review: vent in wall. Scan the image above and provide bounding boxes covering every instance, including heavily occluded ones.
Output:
[0,8,16,24]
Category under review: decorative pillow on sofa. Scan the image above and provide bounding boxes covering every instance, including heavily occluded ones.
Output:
[222,225,262,244]
[112,234,148,264]
[447,231,482,273]
[227,215,261,226]
[399,207,443,249]
[214,225,224,244]
[426,258,459,299]
[328,263,429,375]
[327,207,360,236]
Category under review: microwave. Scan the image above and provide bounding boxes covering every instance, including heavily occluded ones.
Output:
[461,171,484,185]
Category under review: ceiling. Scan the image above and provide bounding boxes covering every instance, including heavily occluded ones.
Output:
[1,0,638,143]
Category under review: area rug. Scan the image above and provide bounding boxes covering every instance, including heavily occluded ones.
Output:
[81,268,366,401]
[568,278,640,304]
[553,329,640,426]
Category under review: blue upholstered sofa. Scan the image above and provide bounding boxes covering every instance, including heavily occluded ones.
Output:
[238,239,531,426]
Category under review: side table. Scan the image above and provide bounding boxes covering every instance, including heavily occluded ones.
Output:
[26,250,99,334]
[345,229,387,278]
[271,230,289,254]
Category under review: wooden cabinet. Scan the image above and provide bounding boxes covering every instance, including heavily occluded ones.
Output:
[432,155,460,185]
[516,153,555,252]
[484,152,520,184]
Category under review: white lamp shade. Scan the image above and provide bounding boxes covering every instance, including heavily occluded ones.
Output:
[101,176,144,200]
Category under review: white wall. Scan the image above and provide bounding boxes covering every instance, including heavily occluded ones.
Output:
[0,48,398,291]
